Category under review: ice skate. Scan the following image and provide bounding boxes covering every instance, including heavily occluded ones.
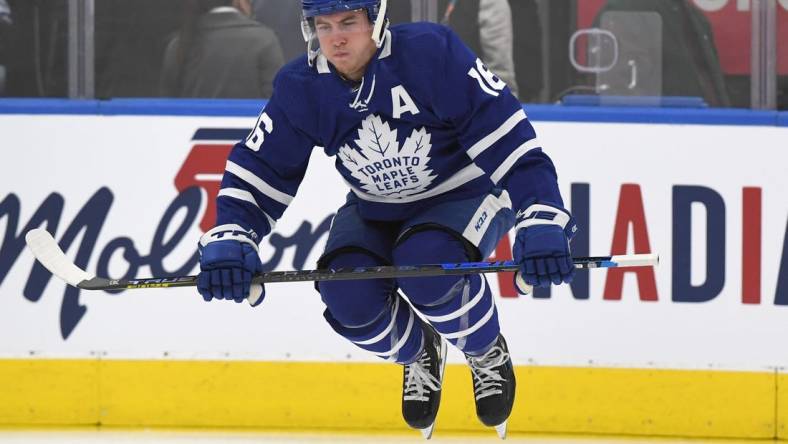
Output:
[466,334,516,438]
[402,325,447,439]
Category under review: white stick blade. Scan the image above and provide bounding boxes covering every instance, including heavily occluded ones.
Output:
[610,253,659,267]
[25,229,93,287]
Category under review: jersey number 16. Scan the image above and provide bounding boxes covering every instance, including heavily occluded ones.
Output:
[468,59,506,97]
[245,112,273,152]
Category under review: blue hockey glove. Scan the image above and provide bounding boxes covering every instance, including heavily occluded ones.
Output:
[198,224,265,307]
[512,204,578,293]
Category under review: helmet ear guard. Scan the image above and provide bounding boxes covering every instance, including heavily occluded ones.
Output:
[300,16,320,66]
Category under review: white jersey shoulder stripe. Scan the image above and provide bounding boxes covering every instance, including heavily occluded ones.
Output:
[225,160,294,206]
[466,109,527,159]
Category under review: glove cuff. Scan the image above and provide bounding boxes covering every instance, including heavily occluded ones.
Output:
[199,224,259,250]
[515,203,578,239]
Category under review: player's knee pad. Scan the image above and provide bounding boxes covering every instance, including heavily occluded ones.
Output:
[317,250,396,328]
[393,228,469,306]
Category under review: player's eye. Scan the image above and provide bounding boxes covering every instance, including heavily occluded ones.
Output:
[341,19,362,32]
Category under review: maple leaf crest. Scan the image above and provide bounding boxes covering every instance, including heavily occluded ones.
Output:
[339,114,436,197]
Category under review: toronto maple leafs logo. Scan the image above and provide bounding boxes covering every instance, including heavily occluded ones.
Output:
[339,114,436,197]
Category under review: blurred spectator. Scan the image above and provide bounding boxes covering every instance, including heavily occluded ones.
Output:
[252,0,304,63]
[386,0,411,24]
[389,0,520,98]
[0,0,10,95]
[4,0,68,97]
[508,0,543,103]
[779,76,787,110]
[593,0,730,107]
[475,0,518,99]
[160,0,284,98]
[95,0,186,97]
[0,1,8,25]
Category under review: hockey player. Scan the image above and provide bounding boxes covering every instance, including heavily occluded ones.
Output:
[197,0,576,439]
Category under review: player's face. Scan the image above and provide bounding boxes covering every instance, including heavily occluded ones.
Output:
[314,10,377,81]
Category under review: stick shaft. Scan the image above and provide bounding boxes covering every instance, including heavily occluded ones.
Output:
[25,228,659,292]
[81,254,659,290]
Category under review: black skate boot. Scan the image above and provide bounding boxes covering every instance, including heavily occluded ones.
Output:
[402,325,447,439]
[466,334,516,439]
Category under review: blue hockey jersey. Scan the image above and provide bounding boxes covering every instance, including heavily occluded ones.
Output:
[216,22,564,239]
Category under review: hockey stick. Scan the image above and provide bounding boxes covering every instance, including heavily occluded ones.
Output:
[25,228,659,291]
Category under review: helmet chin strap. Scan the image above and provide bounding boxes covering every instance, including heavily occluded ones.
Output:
[307,39,320,67]
[371,0,388,48]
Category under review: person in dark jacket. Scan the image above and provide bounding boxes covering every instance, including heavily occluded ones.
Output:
[95,0,187,97]
[252,0,305,63]
[508,0,543,103]
[0,0,11,95]
[161,0,284,98]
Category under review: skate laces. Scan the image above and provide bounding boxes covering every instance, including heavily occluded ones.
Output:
[403,351,441,402]
[467,346,510,400]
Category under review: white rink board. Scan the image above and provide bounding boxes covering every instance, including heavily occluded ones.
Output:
[0,114,786,370]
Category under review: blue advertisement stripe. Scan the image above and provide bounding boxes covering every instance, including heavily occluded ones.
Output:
[192,129,249,141]
[560,95,709,108]
[0,99,99,115]
[0,98,786,127]
[99,99,265,116]
[524,104,785,126]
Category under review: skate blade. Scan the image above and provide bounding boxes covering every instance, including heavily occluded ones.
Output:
[494,421,507,439]
[420,422,435,439]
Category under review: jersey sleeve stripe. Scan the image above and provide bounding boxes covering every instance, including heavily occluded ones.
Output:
[225,160,295,206]
[218,188,277,231]
[466,109,527,159]
[490,138,542,184]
